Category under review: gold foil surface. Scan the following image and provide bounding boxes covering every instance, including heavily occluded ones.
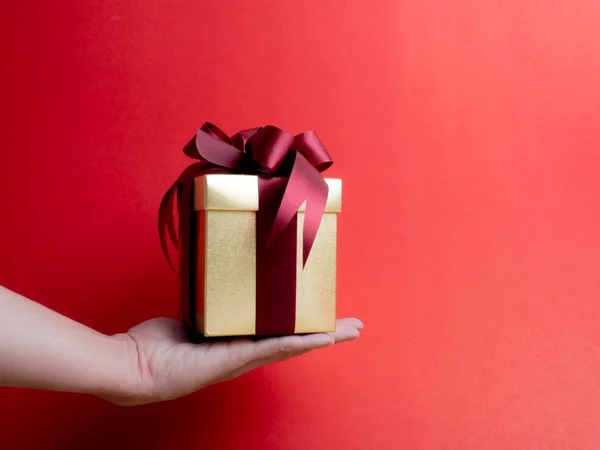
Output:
[195,175,259,211]
[194,174,341,336]
[295,211,337,333]
[202,210,257,336]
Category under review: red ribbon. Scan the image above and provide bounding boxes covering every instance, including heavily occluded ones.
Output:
[159,123,332,335]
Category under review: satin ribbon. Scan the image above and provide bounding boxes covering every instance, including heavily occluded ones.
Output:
[159,123,332,335]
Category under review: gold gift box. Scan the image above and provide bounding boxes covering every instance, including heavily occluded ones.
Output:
[191,174,342,337]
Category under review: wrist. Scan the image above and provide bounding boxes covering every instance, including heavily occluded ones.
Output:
[90,334,145,405]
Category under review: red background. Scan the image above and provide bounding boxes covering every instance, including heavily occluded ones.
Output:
[2,1,600,448]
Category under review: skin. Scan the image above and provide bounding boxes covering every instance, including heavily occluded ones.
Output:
[0,285,363,406]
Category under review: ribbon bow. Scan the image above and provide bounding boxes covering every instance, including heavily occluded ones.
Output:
[159,122,332,271]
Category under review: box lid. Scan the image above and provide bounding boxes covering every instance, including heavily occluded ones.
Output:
[194,174,341,212]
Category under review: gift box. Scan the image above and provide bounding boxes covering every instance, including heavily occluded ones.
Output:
[159,123,341,337]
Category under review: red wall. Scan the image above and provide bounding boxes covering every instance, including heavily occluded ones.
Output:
[2,1,600,448]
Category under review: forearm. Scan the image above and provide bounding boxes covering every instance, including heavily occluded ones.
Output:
[0,285,137,398]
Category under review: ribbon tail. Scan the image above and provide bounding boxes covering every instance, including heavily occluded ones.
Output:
[265,153,328,267]
[158,162,230,272]
[158,185,179,272]
[301,176,328,267]
[165,187,179,248]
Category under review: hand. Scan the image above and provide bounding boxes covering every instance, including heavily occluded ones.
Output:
[106,317,363,406]
[0,286,362,406]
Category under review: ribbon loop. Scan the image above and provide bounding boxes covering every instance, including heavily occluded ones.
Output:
[201,122,232,144]
[192,126,245,169]
[293,131,333,172]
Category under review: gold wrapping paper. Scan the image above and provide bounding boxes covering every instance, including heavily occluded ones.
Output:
[193,174,341,336]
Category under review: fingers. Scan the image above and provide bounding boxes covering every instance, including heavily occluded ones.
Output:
[249,334,332,362]
[204,317,364,384]
[220,334,333,380]
[335,317,364,331]
[247,317,363,364]
[327,318,364,344]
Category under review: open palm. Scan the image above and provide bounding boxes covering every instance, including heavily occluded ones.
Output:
[107,317,363,405]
